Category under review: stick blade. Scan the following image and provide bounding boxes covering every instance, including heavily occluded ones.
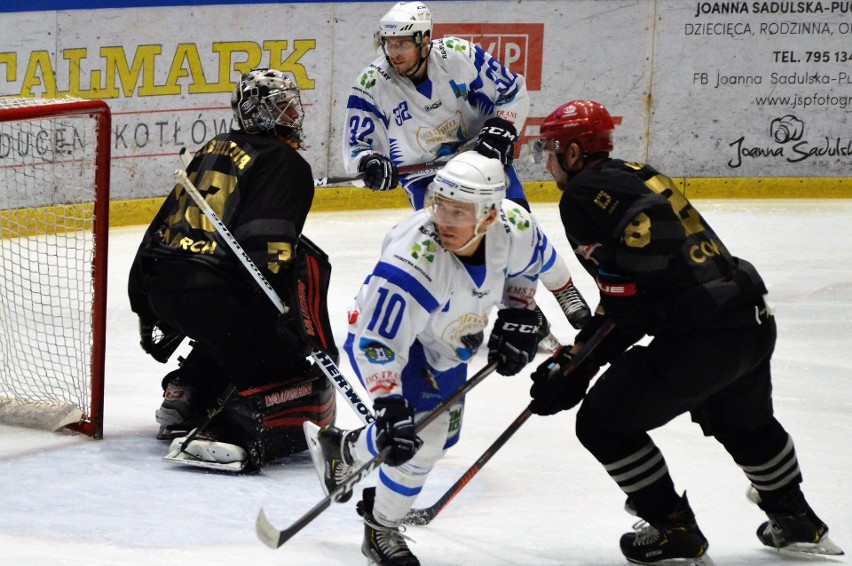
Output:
[256,508,285,549]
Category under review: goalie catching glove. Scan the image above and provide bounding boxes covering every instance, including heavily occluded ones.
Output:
[487,307,540,376]
[474,117,517,167]
[529,345,599,415]
[358,152,399,191]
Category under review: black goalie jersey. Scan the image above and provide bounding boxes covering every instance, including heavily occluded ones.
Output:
[128,131,314,320]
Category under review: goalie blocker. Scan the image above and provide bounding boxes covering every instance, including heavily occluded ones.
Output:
[166,236,339,472]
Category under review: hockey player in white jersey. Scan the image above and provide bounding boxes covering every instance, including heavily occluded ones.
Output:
[342,1,592,346]
[305,152,551,565]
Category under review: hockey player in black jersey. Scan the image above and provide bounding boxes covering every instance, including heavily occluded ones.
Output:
[526,100,843,564]
[128,69,336,472]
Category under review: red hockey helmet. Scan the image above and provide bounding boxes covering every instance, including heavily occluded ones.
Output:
[532,100,615,162]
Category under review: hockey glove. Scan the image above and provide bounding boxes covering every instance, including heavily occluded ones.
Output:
[374,395,423,467]
[475,117,517,166]
[529,345,599,415]
[358,152,399,192]
[139,317,185,364]
[487,307,540,376]
[139,317,157,354]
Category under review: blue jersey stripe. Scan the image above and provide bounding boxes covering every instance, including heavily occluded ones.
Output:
[374,261,439,313]
[346,94,390,130]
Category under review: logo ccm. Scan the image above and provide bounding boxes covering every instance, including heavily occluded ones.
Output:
[434,23,543,90]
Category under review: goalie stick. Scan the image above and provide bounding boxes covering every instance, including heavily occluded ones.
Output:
[255,359,500,549]
[172,163,375,425]
[403,320,617,525]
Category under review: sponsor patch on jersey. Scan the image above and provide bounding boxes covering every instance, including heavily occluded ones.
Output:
[505,208,530,231]
[365,370,401,395]
[348,308,359,325]
[359,69,377,89]
[359,338,395,364]
[411,239,437,263]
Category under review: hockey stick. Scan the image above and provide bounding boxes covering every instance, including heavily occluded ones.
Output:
[173,165,375,425]
[180,147,451,189]
[403,320,616,525]
[255,359,499,549]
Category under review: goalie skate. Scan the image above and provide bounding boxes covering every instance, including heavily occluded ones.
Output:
[164,431,247,472]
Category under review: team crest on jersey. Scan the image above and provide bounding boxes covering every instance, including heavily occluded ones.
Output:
[411,239,436,263]
[449,79,467,99]
[359,338,395,365]
[505,208,530,231]
[442,313,489,360]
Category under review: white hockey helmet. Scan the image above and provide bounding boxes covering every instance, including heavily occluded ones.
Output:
[378,2,432,45]
[231,68,304,142]
[427,151,507,224]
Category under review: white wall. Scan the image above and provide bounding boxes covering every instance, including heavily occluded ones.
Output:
[1,1,850,200]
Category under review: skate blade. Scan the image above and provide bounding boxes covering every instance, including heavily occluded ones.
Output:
[156,426,191,440]
[537,332,561,354]
[773,535,845,557]
[627,555,716,566]
[303,421,331,496]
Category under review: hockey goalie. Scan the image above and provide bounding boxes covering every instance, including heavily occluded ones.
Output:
[127,69,337,472]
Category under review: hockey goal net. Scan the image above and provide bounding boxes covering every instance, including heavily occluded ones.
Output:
[0,97,110,439]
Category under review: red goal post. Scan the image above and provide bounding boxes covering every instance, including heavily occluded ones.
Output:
[0,96,110,439]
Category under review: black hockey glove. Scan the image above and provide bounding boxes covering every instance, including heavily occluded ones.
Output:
[529,345,599,416]
[475,117,517,166]
[138,317,185,364]
[358,152,399,191]
[487,307,540,376]
[374,395,423,467]
[139,317,157,355]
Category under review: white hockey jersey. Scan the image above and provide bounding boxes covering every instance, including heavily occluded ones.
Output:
[341,37,529,185]
[344,201,556,399]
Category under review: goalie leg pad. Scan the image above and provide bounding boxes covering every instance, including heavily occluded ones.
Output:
[288,235,339,361]
[222,369,336,470]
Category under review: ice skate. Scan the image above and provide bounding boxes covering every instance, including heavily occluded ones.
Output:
[359,487,420,566]
[304,422,359,503]
[620,493,715,565]
[533,304,560,354]
[553,280,591,329]
[749,486,844,556]
[155,378,205,440]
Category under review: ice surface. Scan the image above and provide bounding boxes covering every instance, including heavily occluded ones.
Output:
[0,200,849,566]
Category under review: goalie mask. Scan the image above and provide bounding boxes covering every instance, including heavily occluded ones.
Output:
[231,68,305,144]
